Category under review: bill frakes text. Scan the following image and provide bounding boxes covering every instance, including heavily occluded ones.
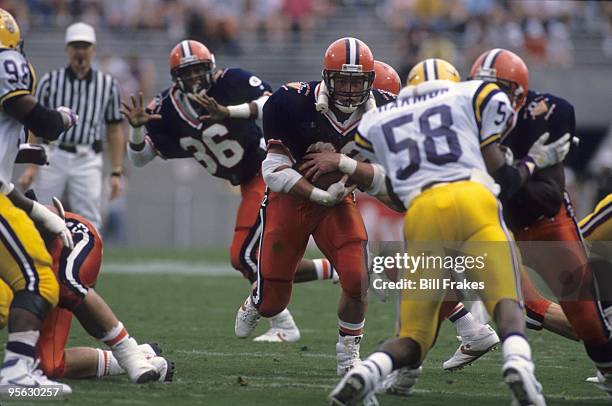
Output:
[373,278,485,291]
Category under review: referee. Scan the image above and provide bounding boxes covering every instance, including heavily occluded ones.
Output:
[19,22,125,229]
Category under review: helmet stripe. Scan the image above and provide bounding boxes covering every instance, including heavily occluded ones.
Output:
[482,48,503,69]
[425,59,436,81]
[354,39,360,65]
[344,38,351,65]
[181,40,191,58]
[433,59,439,80]
[423,60,429,81]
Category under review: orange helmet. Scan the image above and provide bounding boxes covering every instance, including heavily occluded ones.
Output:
[373,60,400,95]
[470,48,529,110]
[323,37,375,113]
[169,40,216,94]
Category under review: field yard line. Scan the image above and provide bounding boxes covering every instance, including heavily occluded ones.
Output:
[102,261,240,276]
[175,349,335,358]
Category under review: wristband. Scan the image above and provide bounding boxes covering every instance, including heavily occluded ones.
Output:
[338,155,357,175]
[227,103,251,118]
[129,125,145,144]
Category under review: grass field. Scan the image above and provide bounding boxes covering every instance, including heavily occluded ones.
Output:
[1,248,609,405]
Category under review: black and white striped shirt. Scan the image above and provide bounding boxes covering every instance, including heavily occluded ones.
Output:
[35,67,122,145]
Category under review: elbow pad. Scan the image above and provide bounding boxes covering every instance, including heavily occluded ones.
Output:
[22,103,64,141]
[365,163,387,195]
[491,163,523,202]
[262,152,301,193]
[127,139,156,167]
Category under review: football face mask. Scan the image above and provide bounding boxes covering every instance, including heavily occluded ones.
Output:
[324,71,373,113]
[174,62,214,96]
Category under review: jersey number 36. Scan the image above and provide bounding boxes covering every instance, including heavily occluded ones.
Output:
[179,124,244,174]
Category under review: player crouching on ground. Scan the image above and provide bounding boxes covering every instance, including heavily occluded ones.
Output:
[0,194,173,383]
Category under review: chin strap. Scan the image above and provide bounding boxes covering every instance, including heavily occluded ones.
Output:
[315,81,330,113]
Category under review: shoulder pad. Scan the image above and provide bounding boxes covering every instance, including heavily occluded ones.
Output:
[280,81,313,97]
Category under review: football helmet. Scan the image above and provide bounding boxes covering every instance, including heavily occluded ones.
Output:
[169,40,216,95]
[469,48,529,110]
[373,60,400,95]
[0,8,22,53]
[407,58,460,85]
[323,37,375,113]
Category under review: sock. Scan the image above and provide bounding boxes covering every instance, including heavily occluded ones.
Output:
[338,319,365,336]
[313,259,335,280]
[502,333,531,361]
[5,330,39,361]
[449,304,483,336]
[101,322,129,348]
[95,349,124,377]
[361,352,394,383]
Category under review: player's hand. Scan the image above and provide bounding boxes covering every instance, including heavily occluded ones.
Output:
[120,92,161,128]
[498,145,514,166]
[299,152,341,182]
[187,93,230,122]
[56,106,79,130]
[110,175,123,201]
[526,132,571,169]
[17,164,38,190]
[309,175,353,206]
[29,200,74,250]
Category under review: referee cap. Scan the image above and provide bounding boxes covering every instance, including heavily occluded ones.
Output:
[65,22,96,45]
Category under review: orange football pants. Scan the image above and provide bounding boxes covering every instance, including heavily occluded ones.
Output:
[252,191,368,317]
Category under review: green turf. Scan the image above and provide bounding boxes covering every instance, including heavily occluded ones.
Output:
[2,272,608,405]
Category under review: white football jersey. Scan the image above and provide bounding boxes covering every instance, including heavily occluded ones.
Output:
[0,49,35,187]
[356,79,514,206]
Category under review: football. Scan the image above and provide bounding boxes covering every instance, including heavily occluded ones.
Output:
[295,159,345,190]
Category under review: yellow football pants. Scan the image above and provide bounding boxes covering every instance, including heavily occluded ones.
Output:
[399,181,522,360]
[0,193,58,327]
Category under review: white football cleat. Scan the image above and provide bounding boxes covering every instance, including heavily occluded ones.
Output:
[0,357,72,395]
[586,371,612,398]
[336,335,362,376]
[329,363,379,406]
[253,309,301,343]
[443,324,499,371]
[502,357,546,406]
[376,366,422,396]
[139,342,162,359]
[112,338,160,383]
[148,356,175,382]
[235,295,261,338]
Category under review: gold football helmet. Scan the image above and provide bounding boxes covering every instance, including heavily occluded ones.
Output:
[407,58,460,85]
[0,9,21,52]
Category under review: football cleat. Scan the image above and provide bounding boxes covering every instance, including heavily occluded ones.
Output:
[112,337,160,384]
[443,324,499,371]
[586,371,612,398]
[329,364,379,406]
[235,295,261,338]
[502,357,546,406]
[0,357,72,395]
[140,342,162,359]
[253,309,301,343]
[376,366,422,396]
[336,335,362,376]
[148,356,175,383]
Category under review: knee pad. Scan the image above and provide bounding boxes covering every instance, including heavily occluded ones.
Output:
[11,290,51,321]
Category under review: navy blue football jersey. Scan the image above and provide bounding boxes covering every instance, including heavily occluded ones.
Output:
[502,90,575,228]
[144,68,272,185]
[263,81,395,162]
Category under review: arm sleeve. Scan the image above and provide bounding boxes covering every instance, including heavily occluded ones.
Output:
[104,77,123,124]
[473,82,514,148]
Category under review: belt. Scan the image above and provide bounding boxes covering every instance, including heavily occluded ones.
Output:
[43,140,103,154]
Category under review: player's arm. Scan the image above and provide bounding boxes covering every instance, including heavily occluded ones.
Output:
[476,87,570,201]
[121,92,161,167]
[3,94,76,141]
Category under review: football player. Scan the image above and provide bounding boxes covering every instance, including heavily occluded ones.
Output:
[235,37,395,375]
[0,195,170,383]
[0,8,79,392]
[122,40,335,343]
[580,194,612,241]
[328,51,570,405]
[470,48,612,393]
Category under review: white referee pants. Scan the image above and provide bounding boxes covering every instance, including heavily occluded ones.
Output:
[33,147,103,230]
